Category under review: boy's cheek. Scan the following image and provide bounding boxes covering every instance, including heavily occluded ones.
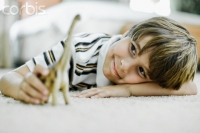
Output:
[103,67,111,79]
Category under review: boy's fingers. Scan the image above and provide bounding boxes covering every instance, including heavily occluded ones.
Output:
[77,88,95,94]
[78,88,98,95]
[76,88,102,98]
[20,81,47,101]
[74,88,112,98]
[93,91,111,98]
[18,89,40,104]
[25,72,49,95]
[73,89,93,97]
[33,65,49,76]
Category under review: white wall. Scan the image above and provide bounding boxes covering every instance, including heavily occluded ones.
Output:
[0,0,19,68]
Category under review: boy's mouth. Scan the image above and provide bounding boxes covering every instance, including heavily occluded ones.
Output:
[113,58,121,78]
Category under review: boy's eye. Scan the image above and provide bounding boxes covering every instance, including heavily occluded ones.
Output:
[131,43,136,54]
[139,67,146,77]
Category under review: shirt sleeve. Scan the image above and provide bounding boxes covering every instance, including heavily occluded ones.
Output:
[25,39,66,72]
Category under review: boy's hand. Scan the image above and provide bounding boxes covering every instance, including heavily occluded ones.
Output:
[74,85,131,98]
[17,65,50,104]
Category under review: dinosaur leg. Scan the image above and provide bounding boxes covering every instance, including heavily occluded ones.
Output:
[52,83,58,105]
[61,84,70,104]
[51,71,61,105]
[61,73,70,104]
[44,79,51,104]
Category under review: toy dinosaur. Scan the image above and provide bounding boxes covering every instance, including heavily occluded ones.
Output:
[38,14,80,105]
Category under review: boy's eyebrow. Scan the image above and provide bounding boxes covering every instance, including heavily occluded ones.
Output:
[143,65,150,79]
[133,40,141,52]
[133,40,151,79]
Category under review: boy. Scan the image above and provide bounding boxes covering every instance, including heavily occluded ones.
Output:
[0,17,198,104]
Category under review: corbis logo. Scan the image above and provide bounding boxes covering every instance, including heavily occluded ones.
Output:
[0,0,46,16]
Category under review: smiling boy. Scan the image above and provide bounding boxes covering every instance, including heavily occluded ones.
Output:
[0,17,198,104]
[103,35,153,84]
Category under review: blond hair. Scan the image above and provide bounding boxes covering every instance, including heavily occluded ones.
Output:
[127,17,198,90]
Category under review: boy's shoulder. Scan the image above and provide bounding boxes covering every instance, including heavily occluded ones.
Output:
[74,32,111,37]
[73,32,111,43]
[72,32,111,63]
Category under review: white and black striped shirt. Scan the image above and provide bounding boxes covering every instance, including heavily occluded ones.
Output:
[26,32,122,90]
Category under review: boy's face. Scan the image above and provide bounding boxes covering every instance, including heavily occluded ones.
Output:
[103,36,153,84]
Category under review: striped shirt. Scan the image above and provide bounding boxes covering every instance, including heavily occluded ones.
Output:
[26,32,122,91]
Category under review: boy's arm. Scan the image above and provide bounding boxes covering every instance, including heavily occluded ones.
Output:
[74,81,197,98]
[127,81,197,96]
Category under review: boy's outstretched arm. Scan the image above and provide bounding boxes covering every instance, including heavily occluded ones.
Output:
[74,81,197,98]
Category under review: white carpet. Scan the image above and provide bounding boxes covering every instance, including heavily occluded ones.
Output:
[0,70,200,133]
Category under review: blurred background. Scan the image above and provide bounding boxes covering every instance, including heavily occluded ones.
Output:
[0,0,200,70]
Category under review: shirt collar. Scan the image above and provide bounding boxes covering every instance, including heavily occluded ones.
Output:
[96,34,122,87]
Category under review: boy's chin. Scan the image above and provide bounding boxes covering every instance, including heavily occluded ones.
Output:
[109,78,121,85]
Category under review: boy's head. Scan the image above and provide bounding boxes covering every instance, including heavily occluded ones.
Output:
[126,17,198,89]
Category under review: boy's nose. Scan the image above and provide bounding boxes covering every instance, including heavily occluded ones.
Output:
[120,60,131,73]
